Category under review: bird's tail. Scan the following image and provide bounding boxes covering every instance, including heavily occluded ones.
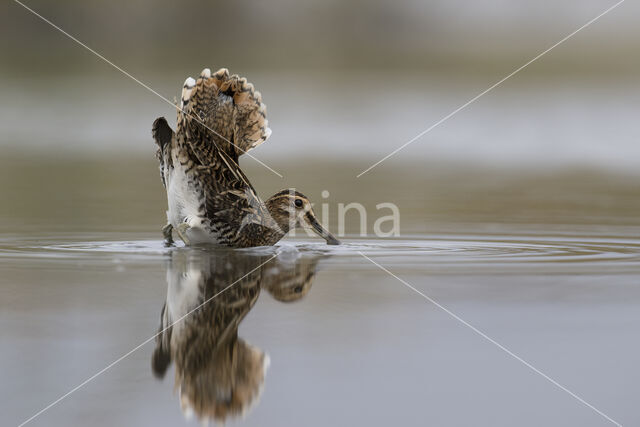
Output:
[178,68,271,161]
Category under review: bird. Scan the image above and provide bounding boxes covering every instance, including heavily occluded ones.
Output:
[152,67,340,247]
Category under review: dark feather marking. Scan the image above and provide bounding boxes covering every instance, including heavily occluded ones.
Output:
[152,117,173,150]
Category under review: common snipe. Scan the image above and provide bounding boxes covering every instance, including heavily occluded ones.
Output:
[152,67,340,247]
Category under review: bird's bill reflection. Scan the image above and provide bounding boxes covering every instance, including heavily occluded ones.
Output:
[152,248,322,424]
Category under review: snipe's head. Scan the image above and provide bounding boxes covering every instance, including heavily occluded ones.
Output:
[265,189,340,245]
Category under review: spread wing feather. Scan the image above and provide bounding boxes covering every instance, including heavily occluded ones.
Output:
[194,163,277,246]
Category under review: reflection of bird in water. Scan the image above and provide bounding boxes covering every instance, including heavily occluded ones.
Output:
[152,67,340,247]
[151,248,322,424]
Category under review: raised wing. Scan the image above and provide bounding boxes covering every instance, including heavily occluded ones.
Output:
[151,117,175,188]
[194,163,280,247]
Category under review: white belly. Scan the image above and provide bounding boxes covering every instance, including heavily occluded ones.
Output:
[165,164,220,244]
[166,165,200,225]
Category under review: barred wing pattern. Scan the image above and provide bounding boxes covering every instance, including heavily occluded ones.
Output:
[177,68,271,164]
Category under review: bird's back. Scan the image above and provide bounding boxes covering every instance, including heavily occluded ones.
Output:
[153,68,279,247]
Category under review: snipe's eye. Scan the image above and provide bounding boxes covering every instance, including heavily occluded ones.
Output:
[294,199,303,208]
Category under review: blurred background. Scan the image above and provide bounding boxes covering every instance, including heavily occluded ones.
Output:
[3,3,640,426]
[0,0,638,234]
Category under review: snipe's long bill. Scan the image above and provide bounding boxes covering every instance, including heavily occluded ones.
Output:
[152,67,340,248]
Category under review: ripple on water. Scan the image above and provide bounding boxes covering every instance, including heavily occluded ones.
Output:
[1,234,640,274]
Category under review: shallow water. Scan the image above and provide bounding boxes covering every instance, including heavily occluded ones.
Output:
[2,229,640,427]
[1,154,640,426]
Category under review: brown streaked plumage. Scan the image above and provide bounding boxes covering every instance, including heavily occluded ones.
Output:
[152,67,340,247]
[152,249,323,423]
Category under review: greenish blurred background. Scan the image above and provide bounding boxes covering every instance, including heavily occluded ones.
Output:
[0,0,638,235]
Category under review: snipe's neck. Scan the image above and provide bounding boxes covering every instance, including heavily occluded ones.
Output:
[263,196,290,244]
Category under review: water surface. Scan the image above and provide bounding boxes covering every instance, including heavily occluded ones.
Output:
[1,156,639,427]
